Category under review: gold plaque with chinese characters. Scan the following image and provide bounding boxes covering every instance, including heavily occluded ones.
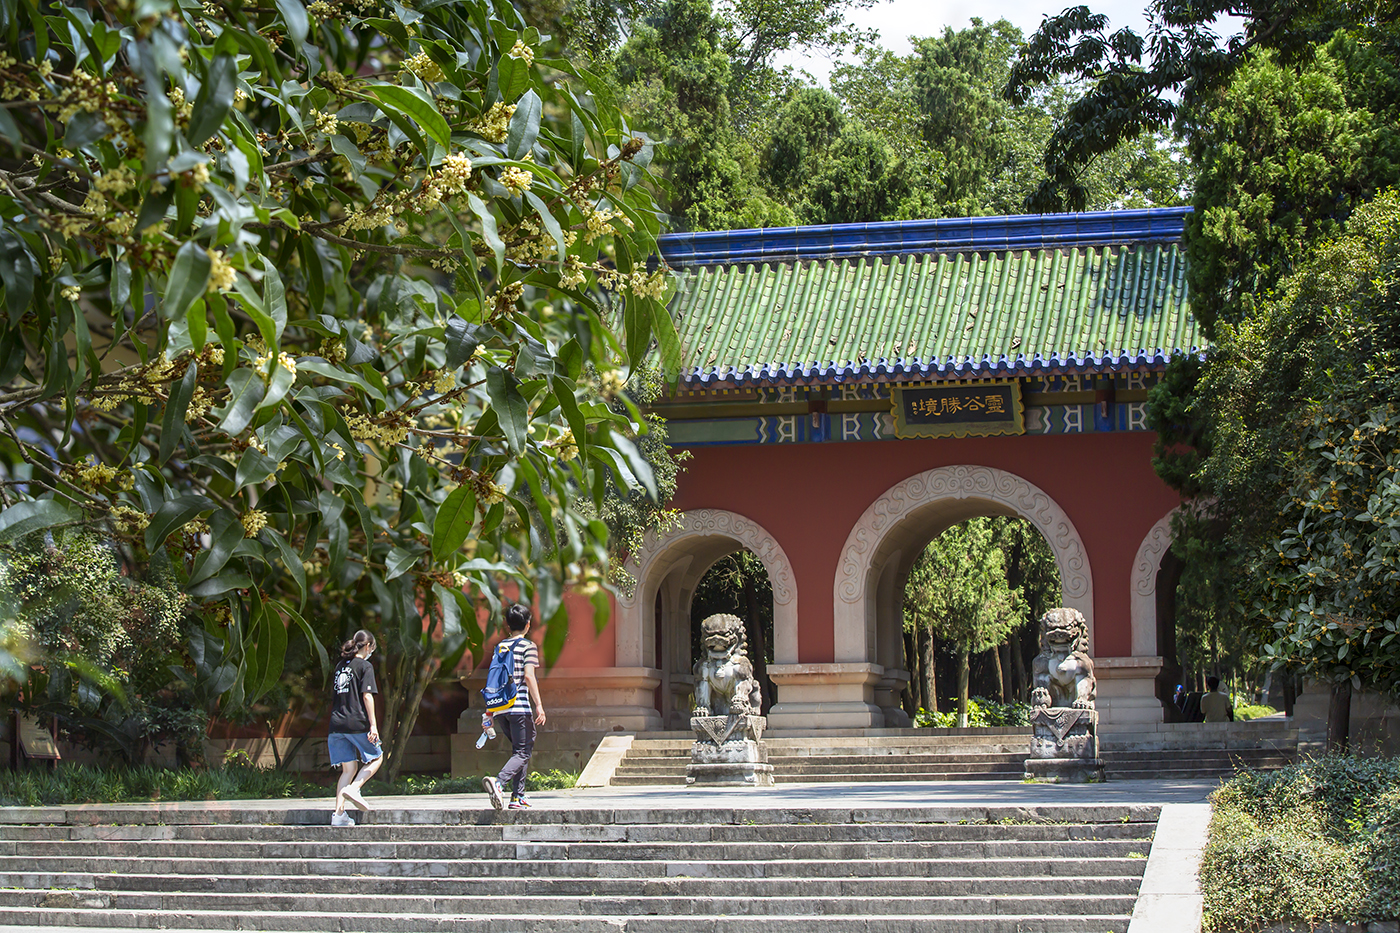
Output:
[891,381,1024,439]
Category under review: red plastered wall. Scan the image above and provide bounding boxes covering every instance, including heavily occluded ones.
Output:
[668,431,1179,661]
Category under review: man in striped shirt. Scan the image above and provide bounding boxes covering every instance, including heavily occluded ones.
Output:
[483,603,546,810]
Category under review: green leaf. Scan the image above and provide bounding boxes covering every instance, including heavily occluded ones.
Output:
[275,0,309,46]
[266,529,308,609]
[257,359,297,411]
[187,570,254,599]
[507,90,542,160]
[233,448,280,489]
[551,374,588,465]
[217,368,266,435]
[371,83,451,151]
[524,190,567,264]
[647,297,682,374]
[144,494,216,551]
[486,366,528,454]
[187,510,247,588]
[277,600,329,681]
[0,499,80,545]
[164,242,211,322]
[467,192,504,270]
[158,362,198,465]
[188,54,237,146]
[384,545,421,581]
[444,316,479,371]
[497,56,529,103]
[432,484,476,562]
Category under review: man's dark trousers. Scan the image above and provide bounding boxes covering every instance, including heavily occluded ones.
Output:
[496,713,536,796]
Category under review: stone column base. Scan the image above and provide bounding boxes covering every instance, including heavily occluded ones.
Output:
[1095,657,1166,726]
[765,663,885,729]
[1025,707,1106,783]
[687,715,773,787]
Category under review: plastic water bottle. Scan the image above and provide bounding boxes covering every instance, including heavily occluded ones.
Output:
[475,713,496,749]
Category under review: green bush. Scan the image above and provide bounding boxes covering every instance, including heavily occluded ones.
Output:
[0,764,580,806]
[1203,755,1400,931]
[914,697,1030,728]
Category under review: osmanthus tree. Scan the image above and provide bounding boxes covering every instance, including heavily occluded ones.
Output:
[0,0,680,776]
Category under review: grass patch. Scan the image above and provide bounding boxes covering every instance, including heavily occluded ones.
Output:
[0,764,580,806]
[1202,755,1400,932]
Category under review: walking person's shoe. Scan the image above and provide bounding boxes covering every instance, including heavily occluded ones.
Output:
[342,784,371,812]
[330,811,355,827]
[509,794,531,809]
[483,776,505,810]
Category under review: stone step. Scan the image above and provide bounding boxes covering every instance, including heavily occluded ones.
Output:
[0,855,1152,879]
[0,907,1135,932]
[771,772,1026,784]
[0,838,1155,861]
[0,871,1147,898]
[772,756,1024,767]
[0,889,1142,918]
[0,803,1151,933]
[0,820,1153,843]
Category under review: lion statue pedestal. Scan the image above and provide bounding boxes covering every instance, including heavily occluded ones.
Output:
[687,613,773,788]
[1024,607,1106,784]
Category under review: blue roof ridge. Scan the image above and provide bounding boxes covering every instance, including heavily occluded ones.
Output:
[660,207,1192,269]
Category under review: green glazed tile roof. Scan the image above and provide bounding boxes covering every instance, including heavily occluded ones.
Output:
[666,241,1203,385]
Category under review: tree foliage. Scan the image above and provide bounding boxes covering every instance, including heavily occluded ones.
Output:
[1160,192,1400,701]
[904,518,1029,727]
[1006,0,1396,215]
[0,0,679,772]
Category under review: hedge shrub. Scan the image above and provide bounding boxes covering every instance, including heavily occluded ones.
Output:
[1203,755,1400,931]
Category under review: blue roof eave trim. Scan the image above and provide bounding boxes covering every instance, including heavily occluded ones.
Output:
[674,349,1207,387]
[659,208,1193,268]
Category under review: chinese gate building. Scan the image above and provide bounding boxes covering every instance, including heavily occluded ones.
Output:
[518,208,1200,748]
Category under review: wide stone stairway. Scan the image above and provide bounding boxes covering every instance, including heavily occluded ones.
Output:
[0,801,1158,932]
[609,720,1298,786]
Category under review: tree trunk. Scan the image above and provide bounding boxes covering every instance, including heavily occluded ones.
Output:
[742,569,771,714]
[1283,671,1297,717]
[991,644,1006,702]
[919,626,937,714]
[903,629,922,713]
[956,642,971,727]
[1327,679,1352,754]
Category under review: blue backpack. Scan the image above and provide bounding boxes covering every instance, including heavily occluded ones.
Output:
[481,638,519,714]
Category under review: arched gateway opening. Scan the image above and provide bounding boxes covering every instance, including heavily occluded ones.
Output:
[614,509,796,730]
[833,465,1094,727]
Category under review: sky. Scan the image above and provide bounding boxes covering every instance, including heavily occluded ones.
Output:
[776,0,1156,84]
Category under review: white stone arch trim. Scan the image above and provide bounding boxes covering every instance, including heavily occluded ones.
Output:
[1130,508,1178,657]
[833,465,1095,658]
[615,508,799,666]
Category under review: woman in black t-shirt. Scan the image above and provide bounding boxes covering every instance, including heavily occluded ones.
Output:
[327,630,382,826]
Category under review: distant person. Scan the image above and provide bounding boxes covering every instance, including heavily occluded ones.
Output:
[1173,684,1187,712]
[328,630,383,827]
[483,604,546,811]
[1200,676,1235,723]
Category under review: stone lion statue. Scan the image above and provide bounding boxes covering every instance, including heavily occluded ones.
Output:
[1030,607,1096,710]
[693,613,763,717]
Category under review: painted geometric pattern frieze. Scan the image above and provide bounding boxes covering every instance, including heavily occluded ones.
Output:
[667,403,1152,447]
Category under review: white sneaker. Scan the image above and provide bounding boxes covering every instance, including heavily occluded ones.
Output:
[331,811,355,827]
[343,785,371,812]
[483,776,505,811]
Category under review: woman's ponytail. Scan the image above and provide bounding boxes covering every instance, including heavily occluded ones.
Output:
[340,629,377,659]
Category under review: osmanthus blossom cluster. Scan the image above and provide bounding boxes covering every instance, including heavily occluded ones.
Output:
[0,0,682,739]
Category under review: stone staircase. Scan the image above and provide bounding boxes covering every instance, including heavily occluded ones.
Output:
[611,729,1029,786]
[0,802,1158,932]
[608,720,1300,786]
